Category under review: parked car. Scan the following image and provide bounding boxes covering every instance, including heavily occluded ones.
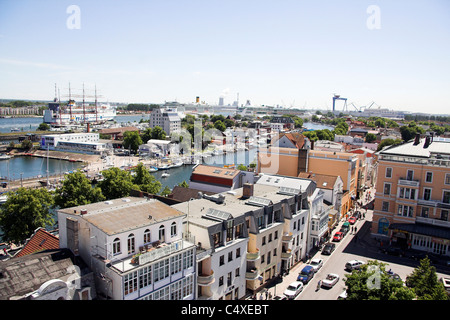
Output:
[333,231,344,241]
[348,217,357,225]
[345,260,365,271]
[322,273,340,288]
[273,294,288,300]
[309,259,323,272]
[382,246,405,257]
[440,277,450,293]
[297,265,315,284]
[284,281,304,299]
[337,289,347,300]
[352,211,361,220]
[322,242,336,255]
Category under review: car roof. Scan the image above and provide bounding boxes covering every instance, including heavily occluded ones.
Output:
[302,265,314,270]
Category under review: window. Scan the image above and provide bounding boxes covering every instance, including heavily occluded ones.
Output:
[124,272,138,296]
[144,229,151,244]
[274,231,278,239]
[113,238,121,255]
[220,255,224,266]
[406,170,414,181]
[127,234,135,254]
[421,207,429,218]
[268,233,272,243]
[228,251,233,262]
[441,210,449,221]
[399,187,416,200]
[425,172,433,183]
[139,266,152,289]
[159,225,165,242]
[398,205,414,217]
[227,272,232,286]
[154,259,169,282]
[236,248,241,258]
[212,232,222,248]
[219,276,224,287]
[226,220,234,242]
[183,249,194,269]
[170,254,182,275]
[171,222,177,237]
[261,254,265,264]
[445,174,450,185]
[385,167,392,178]
[382,201,389,212]
[262,236,266,245]
[443,191,450,204]
[235,267,240,277]
[423,188,432,201]
[383,183,391,196]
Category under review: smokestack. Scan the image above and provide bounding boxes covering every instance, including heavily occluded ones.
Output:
[423,135,431,148]
[242,183,254,199]
[413,133,420,145]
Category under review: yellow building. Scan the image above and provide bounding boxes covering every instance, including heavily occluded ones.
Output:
[372,135,450,256]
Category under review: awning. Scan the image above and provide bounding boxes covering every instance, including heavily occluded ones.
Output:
[389,223,450,240]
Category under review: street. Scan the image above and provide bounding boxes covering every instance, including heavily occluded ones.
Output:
[263,208,450,300]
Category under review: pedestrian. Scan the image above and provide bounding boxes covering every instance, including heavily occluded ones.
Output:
[355,226,357,233]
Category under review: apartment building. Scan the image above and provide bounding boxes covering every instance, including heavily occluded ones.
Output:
[372,135,450,256]
[150,107,181,136]
[57,197,196,300]
[172,180,314,296]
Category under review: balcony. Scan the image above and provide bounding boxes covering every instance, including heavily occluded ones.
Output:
[416,216,450,228]
[246,249,260,261]
[198,270,215,286]
[398,179,420,188]
[281,249,292,260]
[245,268,260,280]
[282,232,293,243]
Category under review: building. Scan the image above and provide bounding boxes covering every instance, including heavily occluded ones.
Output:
[271,116,295,130]
[98,126,140,140]
[0,249,95,300]
[372,135,450,256]
[40,133,107,155]
[14,227,59,258]
[57,197,196,300]
[189,165,255,194]
[139,139,172,157]
[150,107,181,136]
[172,181,314,296]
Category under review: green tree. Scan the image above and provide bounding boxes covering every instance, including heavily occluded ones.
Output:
[405,257,448,300]
[37,122,50,131]
[178,180,189,188]
[377,138,403,151]
[344,260,415,300]
[140,128,153,144]
[365,133,377,143]
[0,188,55,244]
[21,139,33,150]
[151,126,166,140]
[123,131,143,154]
[133,163,162,194]
[54,170,105,209]
[160,186,172,197]
[214,120,226,132]
[98,167,138,200]
[237,164,248,171]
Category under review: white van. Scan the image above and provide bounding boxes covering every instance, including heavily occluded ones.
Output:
[345,260,365,271]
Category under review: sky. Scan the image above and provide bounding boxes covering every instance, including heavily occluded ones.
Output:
[0,0,449,114]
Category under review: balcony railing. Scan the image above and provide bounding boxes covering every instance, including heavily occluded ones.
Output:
[416,216,450,228]
[398,179,420,187]
[282,232,293,242]
[246,249,260,261]
[245,268,260,280]
[281,249,292,260]
[198,270,215,286]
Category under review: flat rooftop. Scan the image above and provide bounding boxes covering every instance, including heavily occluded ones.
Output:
[59,197,185,235]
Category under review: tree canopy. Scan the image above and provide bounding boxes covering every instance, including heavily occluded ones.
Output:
[405,257,448,300]
[123,131,143,153]
[133,163,162,194]
[54,170,105,209]
[98,167,139,200]
[0,188,55,244]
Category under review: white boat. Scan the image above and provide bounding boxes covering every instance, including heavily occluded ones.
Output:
[0,195,8,204]
[161,172,170,178]
[0,154,11,160]
[10,128,20,132]
[149,166,158,172]
[170,161,183,168]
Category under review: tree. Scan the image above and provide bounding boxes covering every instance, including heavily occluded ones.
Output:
[37,122,50,131]
[123,131,142,154]
[178,180,189,188]
[160,186,172,197]
[377,138,402,151]
[98,167,138,200]
[140,128,153,144]
[365,133,377,143]
[133,163,162,194]
[21,139,33,150]
[405,257,448,300]
[151,126,166,140]
[214,120,226,132]
[0,187,54,244]
[54,170,105,209]
[344,260,415,300]
[237,164,248,171]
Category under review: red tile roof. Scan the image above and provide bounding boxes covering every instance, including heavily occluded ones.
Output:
[15,228,59,258]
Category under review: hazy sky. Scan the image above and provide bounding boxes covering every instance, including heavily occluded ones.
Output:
[1,0,449,114]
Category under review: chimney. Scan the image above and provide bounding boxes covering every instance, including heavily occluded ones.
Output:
[423,135,431,148]
[66,217,79,256]
[80,209,88,215]
[413,133,420,145]
[242,183,254,199]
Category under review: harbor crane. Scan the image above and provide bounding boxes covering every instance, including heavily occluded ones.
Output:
[332,94,347,112]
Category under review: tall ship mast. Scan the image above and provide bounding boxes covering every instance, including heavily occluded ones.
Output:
[43,83,117,125]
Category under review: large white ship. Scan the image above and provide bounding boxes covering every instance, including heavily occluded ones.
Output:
[43,99,117,125]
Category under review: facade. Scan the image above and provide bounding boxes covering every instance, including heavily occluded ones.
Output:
[372,135,450,256]
[172,181,314,296]
[57,197,196,300]
[40,133,107,155]
[150,107,181,136]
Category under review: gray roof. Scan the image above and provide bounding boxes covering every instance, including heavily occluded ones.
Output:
[380,137,450,158]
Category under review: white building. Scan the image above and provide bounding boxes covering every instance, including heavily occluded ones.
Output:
[57,197,196,300]
[150,107,181,136]
[40,133,107,155]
